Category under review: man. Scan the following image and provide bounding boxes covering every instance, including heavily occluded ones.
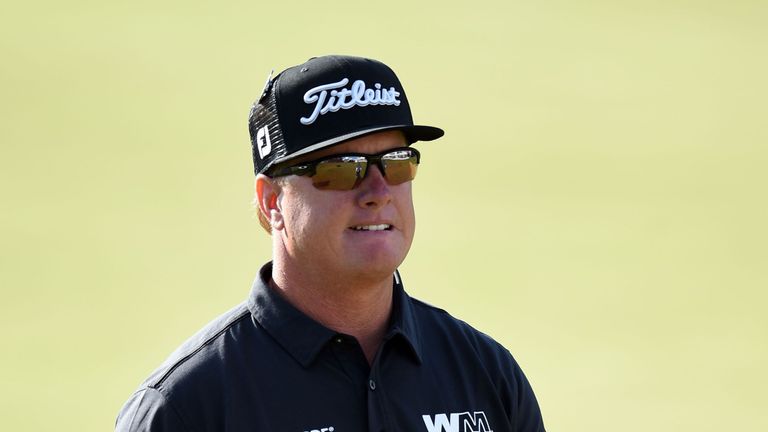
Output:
[116,55,545,432]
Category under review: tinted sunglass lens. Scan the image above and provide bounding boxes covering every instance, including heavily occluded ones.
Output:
[312,158,366,190]
[382,151,419,185]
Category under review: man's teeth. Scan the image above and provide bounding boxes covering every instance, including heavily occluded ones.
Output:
[352,224,391,231]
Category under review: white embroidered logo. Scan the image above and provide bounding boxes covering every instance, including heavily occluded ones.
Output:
[256,125,272,158]
[303,427,334,432]
[299,78,401,125]
[422,411,493,432]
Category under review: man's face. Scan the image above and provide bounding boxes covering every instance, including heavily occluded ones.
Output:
[273,130,416,281]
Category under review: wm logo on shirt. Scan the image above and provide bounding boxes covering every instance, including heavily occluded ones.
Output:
[422,411,493,432]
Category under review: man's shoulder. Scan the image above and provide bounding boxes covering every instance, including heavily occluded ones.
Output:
[407,294,545,431]
[408,296,517,364]
[117,302,256,430]
[138,302,253,391]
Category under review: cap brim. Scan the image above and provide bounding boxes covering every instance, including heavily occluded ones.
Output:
[402,124,445,143]
[268,124,444,169]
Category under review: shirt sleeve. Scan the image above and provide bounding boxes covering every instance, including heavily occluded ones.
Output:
[512,359,545,432]
[115,387,190,432]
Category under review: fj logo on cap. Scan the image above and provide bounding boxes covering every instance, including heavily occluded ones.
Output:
[256,125,272,158]
[300,78,401,126]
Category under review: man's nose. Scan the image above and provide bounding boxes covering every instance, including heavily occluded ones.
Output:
[356,165,392,209]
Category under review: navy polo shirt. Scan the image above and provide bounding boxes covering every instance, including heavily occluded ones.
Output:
[116,263,545,432]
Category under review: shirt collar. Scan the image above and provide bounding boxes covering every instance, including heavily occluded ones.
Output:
[386,269,423,364]
[247,262,423,368]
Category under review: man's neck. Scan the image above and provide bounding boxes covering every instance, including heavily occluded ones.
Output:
[270,260,394,365]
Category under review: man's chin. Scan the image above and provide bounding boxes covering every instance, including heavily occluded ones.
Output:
[343,252,405,282]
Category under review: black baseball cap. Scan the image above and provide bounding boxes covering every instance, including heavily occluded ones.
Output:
[248,55,444,175]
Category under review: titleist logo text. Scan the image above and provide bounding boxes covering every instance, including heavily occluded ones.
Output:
[300,78,401,125]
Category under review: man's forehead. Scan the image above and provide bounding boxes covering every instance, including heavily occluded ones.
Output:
[286,130,407,164]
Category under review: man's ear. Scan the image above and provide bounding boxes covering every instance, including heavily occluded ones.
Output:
[255,174,284,231]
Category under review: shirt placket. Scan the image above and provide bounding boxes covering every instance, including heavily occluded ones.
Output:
[367,339,398,432]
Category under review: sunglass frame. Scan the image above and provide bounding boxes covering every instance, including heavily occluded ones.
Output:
[268,147,420,184]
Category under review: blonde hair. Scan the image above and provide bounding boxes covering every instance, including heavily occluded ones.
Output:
[256,206,272,234]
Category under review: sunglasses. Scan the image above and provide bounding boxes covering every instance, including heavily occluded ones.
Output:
[268,147,420,190]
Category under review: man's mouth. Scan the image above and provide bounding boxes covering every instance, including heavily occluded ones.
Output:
[350,224,392,231]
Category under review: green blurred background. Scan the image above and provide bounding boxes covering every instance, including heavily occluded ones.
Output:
[1,0,766,430]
